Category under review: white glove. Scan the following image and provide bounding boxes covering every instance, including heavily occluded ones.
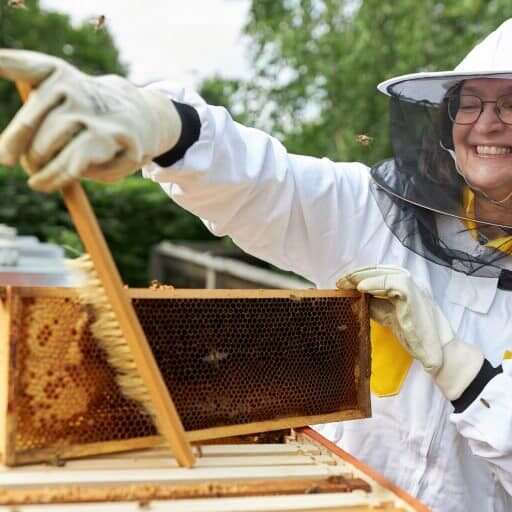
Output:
[0,49,182,192]
[337,265,484,401]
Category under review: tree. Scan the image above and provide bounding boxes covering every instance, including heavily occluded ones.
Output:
[0,0,126,130]
[211,0,512,164]
[0,0,213,286]
[0,166,214,286]
[199,75,248,123]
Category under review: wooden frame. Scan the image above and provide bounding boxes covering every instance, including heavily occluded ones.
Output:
[0,428,427,511]
[0,286,371,466]
[301,428,430,512]
[17,81,194,467]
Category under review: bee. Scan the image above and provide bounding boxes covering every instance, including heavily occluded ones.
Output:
[149,280,174,290]
[201,349,228,368]
[355,134,373,147]
[480,397,490,408]
[7,0,27,9]
[90,14,106,31]
[47,454,66,467]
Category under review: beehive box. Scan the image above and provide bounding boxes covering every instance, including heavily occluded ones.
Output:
[0,286,370,466]
[0,429,428,511]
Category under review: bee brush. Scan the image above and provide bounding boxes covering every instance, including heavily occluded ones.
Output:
[16,81,195,468]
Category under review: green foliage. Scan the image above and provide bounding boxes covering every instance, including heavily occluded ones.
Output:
[0,0,215,285]
[0,0,126,130]
[202,0,512,165]
[199,75,255,127]
[0,167,213,286]
[3,1,512,285]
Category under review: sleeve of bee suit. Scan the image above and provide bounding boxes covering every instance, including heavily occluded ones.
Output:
[450,357,512,495]
[142,82,385,285]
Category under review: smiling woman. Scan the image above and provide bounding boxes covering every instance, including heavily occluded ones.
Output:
[1,12,512,512]
[372,23,512,279]
[452,79,512,205]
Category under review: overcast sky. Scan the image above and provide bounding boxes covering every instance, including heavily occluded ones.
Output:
[40,0,252,87]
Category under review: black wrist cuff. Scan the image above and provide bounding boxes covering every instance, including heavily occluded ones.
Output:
[451,359,503,413]
[152,101,201,167]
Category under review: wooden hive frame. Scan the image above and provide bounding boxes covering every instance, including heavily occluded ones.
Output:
[0,428,429,511]
[0,286,371,466]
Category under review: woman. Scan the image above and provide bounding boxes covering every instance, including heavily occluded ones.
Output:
[0,18,511,512]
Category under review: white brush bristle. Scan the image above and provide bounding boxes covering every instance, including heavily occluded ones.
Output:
[66,255,156,421]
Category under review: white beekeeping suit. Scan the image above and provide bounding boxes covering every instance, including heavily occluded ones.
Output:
[1,18,512,512]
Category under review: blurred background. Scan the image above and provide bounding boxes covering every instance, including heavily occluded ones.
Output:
[1,0,511,287]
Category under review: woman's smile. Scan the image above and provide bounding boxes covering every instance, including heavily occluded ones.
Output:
[453,78,512,202]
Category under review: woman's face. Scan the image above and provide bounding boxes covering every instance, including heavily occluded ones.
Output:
[452,78,512,201]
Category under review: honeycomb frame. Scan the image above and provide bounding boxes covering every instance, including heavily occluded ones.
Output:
[0,286,370,466]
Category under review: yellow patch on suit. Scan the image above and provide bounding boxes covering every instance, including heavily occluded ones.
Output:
[463,188,512,252]
[368,188,512,397]
[370,320,413,397]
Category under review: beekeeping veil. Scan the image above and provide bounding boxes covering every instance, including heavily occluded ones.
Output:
[371,19,512,286]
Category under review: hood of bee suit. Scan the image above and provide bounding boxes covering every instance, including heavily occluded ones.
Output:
[377,18,512,104]
[368,19,512,284]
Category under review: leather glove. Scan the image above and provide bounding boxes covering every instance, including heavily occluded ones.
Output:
[0,49,182,192]
[337,265,484,400]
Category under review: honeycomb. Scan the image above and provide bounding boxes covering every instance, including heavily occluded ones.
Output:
[14,296,155,453]
[133,296,367,431]
[7,290,368,457]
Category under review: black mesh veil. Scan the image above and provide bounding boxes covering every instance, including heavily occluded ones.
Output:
[370,95,512,285]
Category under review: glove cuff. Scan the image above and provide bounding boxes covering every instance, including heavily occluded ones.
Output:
[139,88,183,160]
[434,339,485,401]
[451,359,503,413]
[153,101,200,167]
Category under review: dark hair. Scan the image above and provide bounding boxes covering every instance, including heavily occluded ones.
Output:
[406,85,465,207]
[439,83,462,150]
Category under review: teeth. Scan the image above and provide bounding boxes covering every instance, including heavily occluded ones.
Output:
[476,145,511,155]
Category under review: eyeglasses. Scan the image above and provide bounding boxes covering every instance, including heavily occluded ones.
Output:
[447,94,512,125]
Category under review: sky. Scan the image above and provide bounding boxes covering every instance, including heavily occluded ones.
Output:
[39,0,252,87]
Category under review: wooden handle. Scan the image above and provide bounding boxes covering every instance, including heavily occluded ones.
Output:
[16,82,195,468]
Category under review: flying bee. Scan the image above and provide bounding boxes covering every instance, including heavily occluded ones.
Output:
[90,14,106,31]
[355,134,373,147]
[7,0,27,9]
